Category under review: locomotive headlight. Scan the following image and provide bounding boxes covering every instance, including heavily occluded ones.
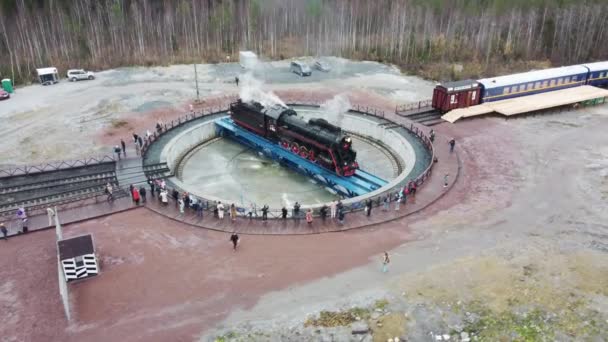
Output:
[345,137,351,143]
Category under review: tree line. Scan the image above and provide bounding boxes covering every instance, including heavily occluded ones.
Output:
[1,0,607,84]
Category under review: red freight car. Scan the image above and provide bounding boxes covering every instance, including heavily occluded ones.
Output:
[432,80,481,112]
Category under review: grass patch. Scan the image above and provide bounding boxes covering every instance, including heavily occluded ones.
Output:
[374,299,389,310]
[304,307,371,327]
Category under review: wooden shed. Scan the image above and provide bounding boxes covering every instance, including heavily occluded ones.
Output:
[432,80,481,112]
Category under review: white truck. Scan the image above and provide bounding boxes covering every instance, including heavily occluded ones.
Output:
[239,51,258,69]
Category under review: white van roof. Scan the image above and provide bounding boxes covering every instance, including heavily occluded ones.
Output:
[36,67,58,76]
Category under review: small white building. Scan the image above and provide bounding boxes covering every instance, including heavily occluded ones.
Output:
[36,67,59,85]
[58,234,99,282]
[239,51,258,69]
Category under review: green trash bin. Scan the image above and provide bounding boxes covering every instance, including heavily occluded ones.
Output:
[2,79,13,93]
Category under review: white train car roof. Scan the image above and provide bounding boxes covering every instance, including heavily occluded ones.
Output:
[582,61,608,72]
[478,65,588,89]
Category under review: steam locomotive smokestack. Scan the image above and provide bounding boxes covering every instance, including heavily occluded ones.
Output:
[239,73,287,108]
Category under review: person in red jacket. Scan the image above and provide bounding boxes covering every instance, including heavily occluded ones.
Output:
[131,187,140,205]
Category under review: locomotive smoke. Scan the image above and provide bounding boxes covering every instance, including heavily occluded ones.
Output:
[320,94,351,126]
[239,73,287,108]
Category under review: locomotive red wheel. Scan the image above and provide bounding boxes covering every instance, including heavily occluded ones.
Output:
[281,140,289,148]
[299,146,308,158]
[308,150,316,161]
[291,142,299,153]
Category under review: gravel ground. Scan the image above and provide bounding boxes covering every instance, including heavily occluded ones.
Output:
[0,58,434,166]
[1,58,607,342]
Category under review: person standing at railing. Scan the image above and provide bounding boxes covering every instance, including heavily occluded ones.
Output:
[1,222,7,240]
[217,202,225,220]
[320,205,328,221]
[148,178,155,198]
[132,187,141,205]
[330,200,337,219]
[281,206,287,220]
[160,189,168,205]
[120,139,126,157]
[429,129,435,143]
[139,186,147,203]
[395,191,402,211]
[306,209,313,225]
[196,198,204,218]
[293,202,301,221]
[178,196,185,214]
[262,205,269,221]
[365,199,373,217]
[382,195,390,211]
[230,203,237,222]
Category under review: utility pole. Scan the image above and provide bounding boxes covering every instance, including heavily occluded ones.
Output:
[194,63,200,103]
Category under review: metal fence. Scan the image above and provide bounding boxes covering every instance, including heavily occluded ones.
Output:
[395,99,433,113]
[140,99,435,219]
[0,155,116,177]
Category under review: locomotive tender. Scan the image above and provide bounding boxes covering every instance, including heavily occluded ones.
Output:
[432,61,608,112]
[229,100,359,176]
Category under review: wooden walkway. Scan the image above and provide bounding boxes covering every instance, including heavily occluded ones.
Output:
[442,85,608,123]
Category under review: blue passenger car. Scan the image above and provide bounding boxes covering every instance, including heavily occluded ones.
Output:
[582,62,608,87]
[477,65,589,103]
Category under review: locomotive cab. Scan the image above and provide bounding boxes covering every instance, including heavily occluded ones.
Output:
[337,136,358,176]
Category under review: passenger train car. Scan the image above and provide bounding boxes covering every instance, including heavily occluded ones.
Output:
[229,100,359,176]
[432,61,608,112]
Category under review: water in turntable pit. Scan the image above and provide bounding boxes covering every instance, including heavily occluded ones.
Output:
[178,135,396,208]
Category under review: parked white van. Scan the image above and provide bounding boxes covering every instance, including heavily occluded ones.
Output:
[290,61,312,76]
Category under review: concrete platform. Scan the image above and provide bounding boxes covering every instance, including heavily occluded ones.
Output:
[442,85,608,123]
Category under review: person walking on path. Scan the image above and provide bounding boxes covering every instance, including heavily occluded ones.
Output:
[449,138,456,153]
[429,129,435,143]
[382,195,390,211]
[172,189,179,207]
[382,251,390,273]
[230,232,240,251]
[230,203,237,222]
[139,186,147,203]
[1,222,7,240]
[262,205,269,221]
[217,202,225,220]
[293,202,301,221]
[178,196,185,214]
[235,76,239,87]
[444,173,449,188]
[281,206,287,220]
[132,187,141,205]
[114,145,122,160]
[330,200,337,219]
[20,218,28,234]
[306,208,313,225]
[120,139,127,157]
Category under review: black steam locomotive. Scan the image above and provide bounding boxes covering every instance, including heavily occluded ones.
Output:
[229,100,359,176]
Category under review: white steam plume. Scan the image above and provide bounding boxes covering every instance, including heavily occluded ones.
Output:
[238,73,287,108]
[320,94,351,126]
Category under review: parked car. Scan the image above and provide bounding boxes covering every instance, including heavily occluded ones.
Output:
[0,89,9,100]
[290,61,312,76]
[67,69,95,82]
[313,60,331,72]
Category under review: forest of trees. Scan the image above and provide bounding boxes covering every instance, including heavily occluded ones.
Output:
[1,0,607,84]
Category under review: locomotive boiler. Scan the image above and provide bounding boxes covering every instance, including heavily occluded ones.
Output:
[229,100,359,176]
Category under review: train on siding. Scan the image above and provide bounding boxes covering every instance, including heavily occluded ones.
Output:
[229,100,359,176]
[432,61,608,112]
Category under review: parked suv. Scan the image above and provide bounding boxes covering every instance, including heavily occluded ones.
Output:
[67,69,95,82]
[290,61,312,76]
